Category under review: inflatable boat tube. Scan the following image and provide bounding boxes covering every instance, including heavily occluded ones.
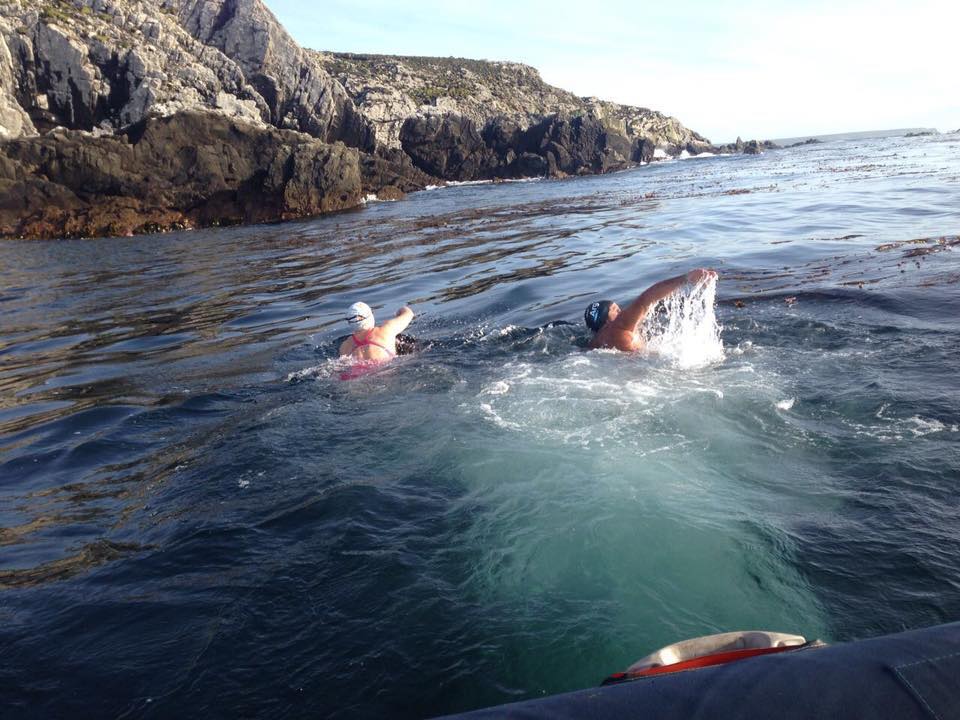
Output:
[434,621,960,720]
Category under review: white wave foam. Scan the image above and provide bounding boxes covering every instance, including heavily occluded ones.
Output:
[285,358,348,382]
[904,416,957,436]
[425,177,545,192]
[363,193,398,203]
[445,179,495,187]
[843,407,958,442]
[286,364,327,382]
[480,381,511,396]
[776,397,796,410]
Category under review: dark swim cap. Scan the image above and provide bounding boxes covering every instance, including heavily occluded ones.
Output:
[584,300,614,332]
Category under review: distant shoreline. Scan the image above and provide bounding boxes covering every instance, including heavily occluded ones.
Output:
[767,128,939,146]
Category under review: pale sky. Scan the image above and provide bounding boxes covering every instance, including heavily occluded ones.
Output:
[264,0,958,143]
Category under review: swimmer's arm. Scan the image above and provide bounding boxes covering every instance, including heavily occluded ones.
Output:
[381,306,414,336]
[617,269,716,330]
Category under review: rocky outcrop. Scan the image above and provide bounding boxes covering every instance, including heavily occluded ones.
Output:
[400,114,498,180]
[0,111,364,238]
[317,52,706,156]
[714,136,780,155]
[0,0,777,240]
[580,97,712,155]
[358,146,437,198]
[0,16,35,139]
[524,113,652,175]
[399,112,654,181]
[0,0,377,147]
[317,53,586,150]
[0,0,273,133]
[175,0,375,151]
[0,0,434,237]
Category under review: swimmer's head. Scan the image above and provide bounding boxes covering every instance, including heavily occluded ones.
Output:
[346,302,374,331]
[584,300,616,332]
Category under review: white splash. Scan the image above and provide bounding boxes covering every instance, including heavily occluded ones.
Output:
[363,193,398,203]
[644,276,724,368]
[776,397,796,410]
[904,416,949,436]
[286,364,328,382]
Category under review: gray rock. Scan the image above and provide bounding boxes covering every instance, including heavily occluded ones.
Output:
[320,53,713,156]
[34,22,102,128]
[0,17,35,138]
[0,0,269,133]
[0,110,365,238]
[176,0,375,150]
[400,111,640,181]
[400,113,500,180]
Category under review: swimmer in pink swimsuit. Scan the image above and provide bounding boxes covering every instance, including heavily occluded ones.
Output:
[338,301,414,363]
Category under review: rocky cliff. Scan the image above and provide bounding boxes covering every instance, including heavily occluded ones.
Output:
[0,0,433,237]
[0,0,377,144]
[316,52,711,155]
[0,0,770,239]
[0,110,363,238]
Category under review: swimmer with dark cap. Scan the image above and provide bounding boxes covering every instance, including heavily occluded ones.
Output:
[339,302,415,361]
[584,268,717,351]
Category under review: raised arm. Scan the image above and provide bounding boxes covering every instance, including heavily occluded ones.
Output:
[381,306,414,336]
[616,269,716,330]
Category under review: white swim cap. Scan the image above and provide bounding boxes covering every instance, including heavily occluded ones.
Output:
[346,302,374,331]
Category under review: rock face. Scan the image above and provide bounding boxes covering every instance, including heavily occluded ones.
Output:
[0,16,35,139]
[0,0,375,145]
[175,0,375,150]
[0,111,363,238]
[0,0,274,134]
[581,97,712,155]
[400,114,497,180]
[399,112,655,181]
[318,53,586,150]
[318,52,707,156]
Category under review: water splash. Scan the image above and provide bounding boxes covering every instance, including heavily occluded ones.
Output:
[644,276,724,368]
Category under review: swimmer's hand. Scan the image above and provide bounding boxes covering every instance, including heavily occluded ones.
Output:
[384,306,415,335]
[686,268,718,284]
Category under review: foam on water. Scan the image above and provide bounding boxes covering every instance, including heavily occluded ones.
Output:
[469,276,725,446]
[449,317,833,683]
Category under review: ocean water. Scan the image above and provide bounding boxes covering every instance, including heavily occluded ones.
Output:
[1,133,959,718]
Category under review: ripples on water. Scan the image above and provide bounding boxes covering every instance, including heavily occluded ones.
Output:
[1,134,959,718]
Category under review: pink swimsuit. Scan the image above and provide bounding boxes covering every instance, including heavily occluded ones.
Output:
[349,332,396,358]
[339,332,395,381]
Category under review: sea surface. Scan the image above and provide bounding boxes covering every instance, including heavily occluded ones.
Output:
[1,133,959,719]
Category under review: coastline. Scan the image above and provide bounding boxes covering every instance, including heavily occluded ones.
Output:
[0,0,776,241]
